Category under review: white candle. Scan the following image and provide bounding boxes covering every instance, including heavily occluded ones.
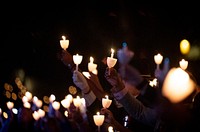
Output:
[52,101,60,110]
[6,101,14,110]
[93,112,105,126]
[49,94,56,103]
[102,95,112,108]
[35,99,43,108]
[107,48,117,68]
[73,54,83,71]
[179,59,188,70]
[60,36,69,50]
[108,126,114,132]
[23,102,31,109]
[32,111,40,121]
[82,71,91,79]
[65,94,73,104]
[37,109,45,118]
[154,53,163,69]
[61,98,71,109]
[88,56,97,73]
[25,91,32,102]
[73,96,82,108]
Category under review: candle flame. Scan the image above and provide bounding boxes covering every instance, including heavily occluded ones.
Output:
[62,36,66,40]
[90,56,94,63]
[105,95,108,99]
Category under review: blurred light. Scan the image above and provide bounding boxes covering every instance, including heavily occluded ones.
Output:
[180,39,190,55]
[3,112,8,119]
[187,45,200,60]
[162,67,195,103]
[12,108,18,114]
[12,93,17,100]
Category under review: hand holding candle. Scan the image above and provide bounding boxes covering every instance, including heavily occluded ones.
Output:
[73,54,83,71]
[60,36,69,50]
[102,95,112,108]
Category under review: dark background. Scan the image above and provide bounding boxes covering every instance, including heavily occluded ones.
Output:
[1,2,200,105]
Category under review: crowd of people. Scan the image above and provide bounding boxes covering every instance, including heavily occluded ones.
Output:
[0,44,200,132]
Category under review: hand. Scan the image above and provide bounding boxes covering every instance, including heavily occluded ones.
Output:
[72,70,90,93]
[154,58,170,83]
[104,67,125,93]
[117,46,134,66]
[100,108,115,124]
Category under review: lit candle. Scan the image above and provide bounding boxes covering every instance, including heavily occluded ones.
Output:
[107,48,117,68]
[179,59,188,70]
[108,126,114,132]
[23,102,31,109]
[37,109,45,118]
[61,98,71,109]
[6,101,14,110]
[73,54,83,71]
[73,96,82,108]
[60,36,69,50]
[25,91,32,102]
[65,94,73,104]
[82,71,91,79]
[32,111,40,121]
[35,99,43,108]
[49,94,56,103]
[102,95,112,108]
[88,56,97,73]
[52,101,60,110]
[154,53,163,70]
[93,112,105,132]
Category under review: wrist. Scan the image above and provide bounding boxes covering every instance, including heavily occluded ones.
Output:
[83,88,91,94]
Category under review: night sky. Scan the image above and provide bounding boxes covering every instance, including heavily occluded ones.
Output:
[1,2,200,104]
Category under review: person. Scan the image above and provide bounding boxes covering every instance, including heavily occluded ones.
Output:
[104,66,199,132]
[59,47,158,131]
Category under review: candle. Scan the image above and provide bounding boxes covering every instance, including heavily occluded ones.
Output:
[73,54,83,71]
[6,101,14,110]
[108,126,114,132]
[52,101,60,110]
[37,109,45,118]
[179,59,188,70]
[154,53,163,70]
[102,95,112,108]
[82,71,91,79]
[49,94,56,103]
[23,102,31,109]
[88,56,97,73]
[32,111,40,121]
[73,96,82,108]
[61,98,71,109]
[107,48,117,68]
[60,36,69,50]
[25,91,32,102]
[65,94,73,104]
[93,112,105,126]
[35,99,43,108]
